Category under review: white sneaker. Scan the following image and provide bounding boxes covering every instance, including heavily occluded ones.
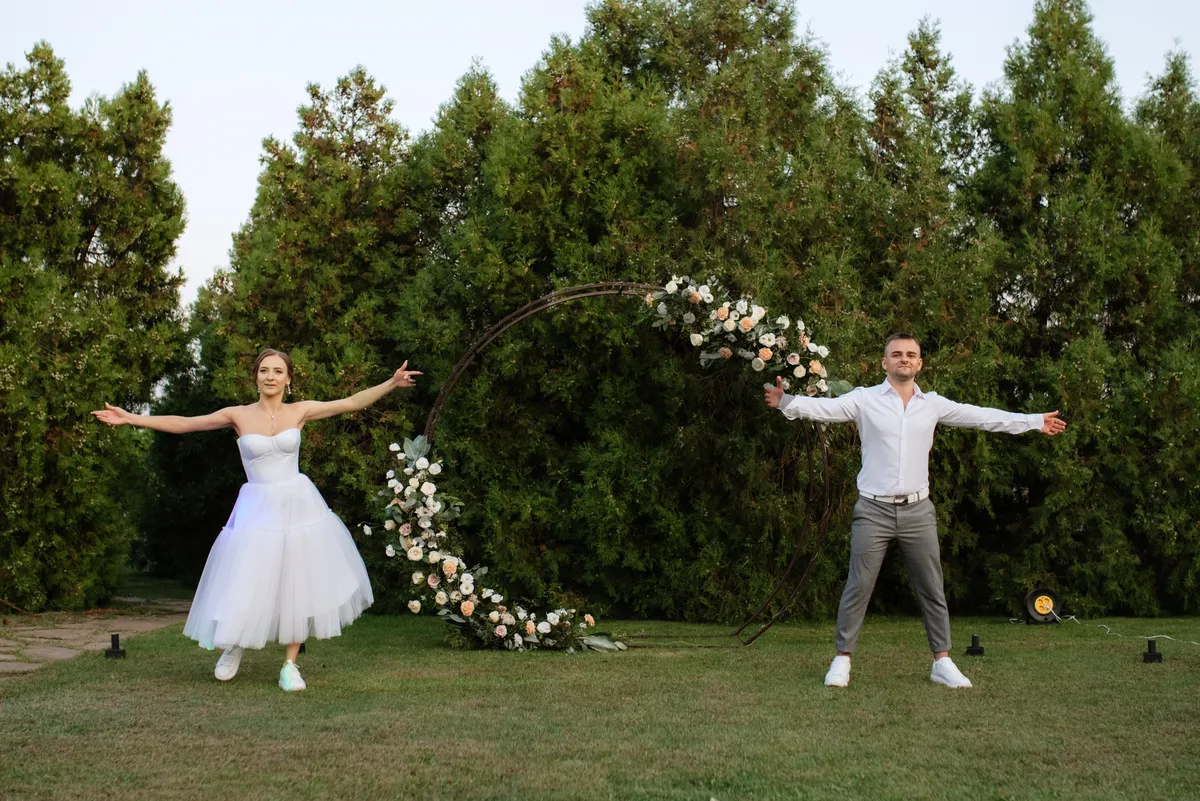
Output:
[930,656,972,688]
[214,647,244,681]
[279,660,307,692]
[824,655,851,687]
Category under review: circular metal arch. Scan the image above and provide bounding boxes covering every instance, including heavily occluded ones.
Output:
[421,281,835,645]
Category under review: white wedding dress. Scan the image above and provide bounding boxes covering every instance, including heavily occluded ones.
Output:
[183,428,373,650]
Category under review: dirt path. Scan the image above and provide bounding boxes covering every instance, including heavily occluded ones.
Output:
[0,597,191,678]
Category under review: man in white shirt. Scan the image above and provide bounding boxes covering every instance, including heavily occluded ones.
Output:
[764,333,1067,688]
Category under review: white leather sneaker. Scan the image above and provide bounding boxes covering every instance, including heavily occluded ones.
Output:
[824,655,851,687]
[214,647,244,681]
[279,660,307,692]
[930,656,972,688]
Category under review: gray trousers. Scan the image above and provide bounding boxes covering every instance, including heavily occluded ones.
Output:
[835,496,951,654]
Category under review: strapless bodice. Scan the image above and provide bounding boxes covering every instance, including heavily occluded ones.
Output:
[237,428,302,484]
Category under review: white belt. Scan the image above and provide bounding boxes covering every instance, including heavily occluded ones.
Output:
[859,488,929,505]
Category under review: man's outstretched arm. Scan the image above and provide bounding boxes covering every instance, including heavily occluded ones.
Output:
[936,396,1067,436]
[764,377,860,423]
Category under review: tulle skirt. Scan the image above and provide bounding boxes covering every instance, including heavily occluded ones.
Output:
[183,475,374,650]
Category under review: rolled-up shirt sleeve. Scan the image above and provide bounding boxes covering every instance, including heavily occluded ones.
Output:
[779,389,861,423]
[934,394,1043,434]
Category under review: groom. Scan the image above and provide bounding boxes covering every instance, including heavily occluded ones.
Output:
[764,333,1066,688]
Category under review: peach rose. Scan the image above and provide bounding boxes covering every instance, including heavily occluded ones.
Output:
[740,317,755,332]
[687,291,702,304]
[716,306,729,320]
[460,600,475,616]
[758,348,773,362]
[809,359,826,377]
[441,560,458,577]
[718,347,732,359]
[644,293,654,306]
[525,620,536,635]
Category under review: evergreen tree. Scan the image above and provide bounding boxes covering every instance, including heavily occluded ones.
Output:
[970,0,1191,613]
[0,44,186,609]
[143,68,426,585]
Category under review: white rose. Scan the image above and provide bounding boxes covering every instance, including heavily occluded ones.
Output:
[418,518,432,529]
[502,613,515,626]
[490,594,503,603]
[460,584,474,596]
[384,544,396,557]
[818,379,829,392]
[701,291,714,303]
[517,607,528,620]
[462,573,474,584]
[665,280,678,294]
[384,519,395,531]
[751,305,766,322]
[736,299,748,314]
[752,357,765,371]
[389,443,401,452]
[793,365,806,378]
[412,571,424,585]
[537,621,552,634]
[450,591,462,602]
[361,524,372,536]
[488,610,500,623]
[787,352,801,366]
[482,588,493,599]
[817,345,830,358]
[657,302,669,316]
[547,612,561,625]
[513,633,523,646]
[386,470,395,479]
[698,284,710,296]
[427,550,442,563]
[407,546,423,561]
[723,319,736,332]
[415,457,429,470]
[434,591,448,605]
[409,477,420,488]
[776,316,790,329]
[428,463,442,475]
[689,333,703,347]
[758,333,776,347]
[682,312,696,324]
[404,467,413,475]
[407,600,421,614]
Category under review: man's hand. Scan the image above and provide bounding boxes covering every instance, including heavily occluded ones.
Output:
[764,377,784,410]
[1041,410,1067,436]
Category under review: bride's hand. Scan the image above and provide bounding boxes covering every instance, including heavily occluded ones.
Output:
[91,403,135,426]
[393,361,422,389]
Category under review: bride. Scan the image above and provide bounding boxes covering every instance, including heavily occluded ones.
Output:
[92,349,420,691]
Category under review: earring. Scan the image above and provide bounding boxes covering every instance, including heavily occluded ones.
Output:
[287,384,293,396]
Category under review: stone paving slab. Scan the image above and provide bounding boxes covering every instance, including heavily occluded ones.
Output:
[0,602,190,679]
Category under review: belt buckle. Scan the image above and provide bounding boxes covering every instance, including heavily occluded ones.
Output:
[895,493,912,505]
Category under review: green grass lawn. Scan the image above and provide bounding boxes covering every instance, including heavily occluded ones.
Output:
[2,614,1197,801]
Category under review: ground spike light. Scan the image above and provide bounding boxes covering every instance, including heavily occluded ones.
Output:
[1143,639,1163,664]
[965,633,984,656]
[105,633,125,659]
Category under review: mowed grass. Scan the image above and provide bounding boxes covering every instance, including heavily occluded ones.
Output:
[1,614,1197,801]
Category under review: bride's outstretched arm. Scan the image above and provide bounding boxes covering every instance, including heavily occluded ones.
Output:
[297,361,422,424]
[91,404,239,433]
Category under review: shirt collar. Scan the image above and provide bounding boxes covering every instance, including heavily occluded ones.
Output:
[880,379,925,398]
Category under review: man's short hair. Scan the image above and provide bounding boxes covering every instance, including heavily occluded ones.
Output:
[884,333,921,355]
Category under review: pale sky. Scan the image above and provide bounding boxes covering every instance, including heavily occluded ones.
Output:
[4,1,1196,306]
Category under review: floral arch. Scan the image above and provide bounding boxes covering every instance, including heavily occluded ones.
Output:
[366,277,846,652]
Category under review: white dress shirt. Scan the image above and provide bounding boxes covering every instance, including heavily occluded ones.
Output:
[779,380,1043,496]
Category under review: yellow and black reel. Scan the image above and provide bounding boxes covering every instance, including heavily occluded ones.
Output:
[1024,587,1062,623]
